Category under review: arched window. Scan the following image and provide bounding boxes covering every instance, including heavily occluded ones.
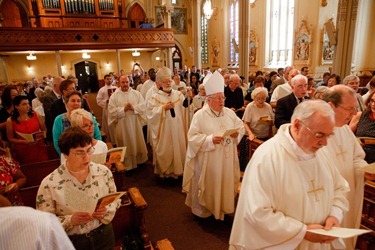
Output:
[266,0,294,67]
[201,13,208,64]
[229,0,239,63]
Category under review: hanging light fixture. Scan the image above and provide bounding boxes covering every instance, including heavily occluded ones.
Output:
[26,52,37,61]
[132,50,140,57]
[203,0,213,20]
[82,52,91,59]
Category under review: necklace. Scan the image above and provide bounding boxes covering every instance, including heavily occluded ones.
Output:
[210,108,221,117]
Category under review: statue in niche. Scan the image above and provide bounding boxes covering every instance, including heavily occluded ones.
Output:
[212,38,220,67]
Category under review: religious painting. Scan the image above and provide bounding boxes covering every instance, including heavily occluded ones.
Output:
[155,7,187,34]
[155,7,164,26]
[249,30,257,66]
[322,19,335,65]
[294,20,312,64]
[171,8,187,34]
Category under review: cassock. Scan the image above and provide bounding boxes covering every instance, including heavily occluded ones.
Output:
[319,125,367,250]
[108,88,148,170]
[146,89,187,178]
[96,84,117,144]
[229,124,349,250]
[182,105,244,220]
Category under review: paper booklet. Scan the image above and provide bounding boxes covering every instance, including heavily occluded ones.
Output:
[357,136,375,145]
[16,131,46,142]
[218,127,241,137]
[359,162,375,174]
[65,184,125,213]
[307,227,372,238]
[91,147,126,165]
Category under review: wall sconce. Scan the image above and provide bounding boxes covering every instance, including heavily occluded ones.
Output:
[26,52,37,61]
[250,0,256,8]
[106,62,110,68]
[132,50,140,57]
[203,0,213,20]
[82,52,91,59]
[155,56,160,61]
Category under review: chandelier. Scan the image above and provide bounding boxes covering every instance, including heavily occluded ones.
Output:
[26,53,37,61]
[203,0,213,20]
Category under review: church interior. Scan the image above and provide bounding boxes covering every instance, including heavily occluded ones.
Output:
[1,0,375,249]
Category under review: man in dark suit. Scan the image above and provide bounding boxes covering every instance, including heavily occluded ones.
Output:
[43,76,63,142]
[224,74,245,118]
[275,74,308,129]
[50,79,90,121]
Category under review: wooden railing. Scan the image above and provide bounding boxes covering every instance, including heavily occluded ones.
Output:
[0,27,174,51]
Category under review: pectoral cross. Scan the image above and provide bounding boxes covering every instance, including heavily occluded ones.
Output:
[307,179,325,202]
[336,145,347,162]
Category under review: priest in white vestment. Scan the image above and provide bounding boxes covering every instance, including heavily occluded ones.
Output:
[96,74,117,144]
[230,100,350,250]
[108,75,148,170]
[183,71,244,220]
[146,67,187,178]
[321,85,375,249]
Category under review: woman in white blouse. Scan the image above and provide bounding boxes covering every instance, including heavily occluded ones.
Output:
[36,127,119,250]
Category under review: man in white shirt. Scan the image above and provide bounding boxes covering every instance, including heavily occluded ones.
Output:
[0,206,75,250]
[230,100,349,249]
[270,68,299,107]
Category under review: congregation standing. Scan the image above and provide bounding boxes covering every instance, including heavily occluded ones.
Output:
[1,64,375,250]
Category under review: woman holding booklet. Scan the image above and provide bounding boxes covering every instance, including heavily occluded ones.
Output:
[37,127,120,250]
[6,95,47,164]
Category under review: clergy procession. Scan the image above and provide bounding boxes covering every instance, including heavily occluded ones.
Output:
[1,64,375,250]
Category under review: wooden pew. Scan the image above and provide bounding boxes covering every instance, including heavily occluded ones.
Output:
[21,159,60,187]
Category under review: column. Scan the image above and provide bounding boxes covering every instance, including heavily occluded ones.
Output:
[55,51,62,76]
[116,49,121,73]
[162,2,174,69]
[191,0,202,69]
[333,0,358,77]
[238,0,250,83]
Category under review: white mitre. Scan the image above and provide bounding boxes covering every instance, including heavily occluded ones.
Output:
[203,71,224,96]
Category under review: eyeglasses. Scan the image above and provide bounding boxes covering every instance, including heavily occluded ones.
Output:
[82,123,94,130]
[301,122,334,140]
[337,105,357,112]
[70,146,95,158]
[369,99,375,104]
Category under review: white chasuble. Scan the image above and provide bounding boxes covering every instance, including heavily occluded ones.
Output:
[229,124,349,250]
[146,90,187,177]
[320,125,367,250]
[108,88,148,170]
[183,105,244,220]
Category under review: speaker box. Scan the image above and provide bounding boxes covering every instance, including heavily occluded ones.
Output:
[324,21,336,45]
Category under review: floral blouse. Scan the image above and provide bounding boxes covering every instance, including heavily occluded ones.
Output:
[36,162,120,235]
[0,155,23,205]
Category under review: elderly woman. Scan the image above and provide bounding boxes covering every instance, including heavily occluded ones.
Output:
[242,87,274,141]
[349,91,375,163]
[0,147,27,206]
[37,127,119,249]
[313,86,329,99]
[6,95,48,164]
[60,109,108,164]
[52,91,101,155]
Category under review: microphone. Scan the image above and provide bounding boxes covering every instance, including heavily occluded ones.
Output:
[170,108,175,117]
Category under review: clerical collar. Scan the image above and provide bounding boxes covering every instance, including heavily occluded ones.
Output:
[209,107,221,117]
[162,90,172,95]
[285,125,315,161]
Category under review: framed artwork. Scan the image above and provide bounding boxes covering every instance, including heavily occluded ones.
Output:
[322,19,335,64]
[155,7,187,34]
[249,30,257,66]
[294,20,312,64]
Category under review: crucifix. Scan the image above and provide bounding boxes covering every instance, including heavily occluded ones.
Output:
[307,179,325,202]
[336,145,347,161]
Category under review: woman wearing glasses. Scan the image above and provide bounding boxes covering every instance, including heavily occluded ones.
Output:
[37,127,119,250]
[60,108,108,165]
[52,91,101,158]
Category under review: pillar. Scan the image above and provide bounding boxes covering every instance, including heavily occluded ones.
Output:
[238,0,250,83]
